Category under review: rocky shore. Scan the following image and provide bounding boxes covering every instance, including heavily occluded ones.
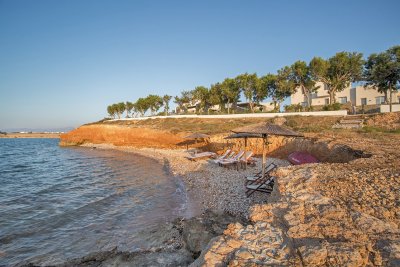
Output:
[191,133,400,266]
[55,113,400,266]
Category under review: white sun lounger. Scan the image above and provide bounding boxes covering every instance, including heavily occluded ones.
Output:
[186,152,216,161]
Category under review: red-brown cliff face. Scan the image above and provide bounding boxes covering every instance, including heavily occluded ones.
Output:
[59,124,188,148]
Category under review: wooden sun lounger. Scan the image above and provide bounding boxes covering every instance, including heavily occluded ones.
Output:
[245,176,275,197]
[246,173,276,197]
[186,152,216,161]
[219,150,245,166]
[212,149,231,163]
[239,151,254,169]
[214,151,236,164]
[245,163,277,183]
[245,163,278,197]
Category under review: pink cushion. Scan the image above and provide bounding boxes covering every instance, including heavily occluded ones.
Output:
[288,152,319,165]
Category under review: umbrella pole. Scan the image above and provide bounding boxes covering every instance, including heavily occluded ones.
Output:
[244,137,248,170]
[262,134,267,178]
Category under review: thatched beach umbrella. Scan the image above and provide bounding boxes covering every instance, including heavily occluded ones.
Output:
[232,123,303,178]
[224,133,262,149]
[184,133,210,150]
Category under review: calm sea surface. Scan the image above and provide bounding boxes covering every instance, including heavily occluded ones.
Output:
[0,138,190,266]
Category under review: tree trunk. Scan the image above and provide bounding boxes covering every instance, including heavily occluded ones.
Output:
[227,100,231,114]
[232,101,237,114]
[249,101,254,113]
[389,85,393,112]
[302,85,311,107]
[329,90,335,104]
[384,91,388,104]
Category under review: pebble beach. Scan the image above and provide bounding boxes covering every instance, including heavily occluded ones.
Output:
[81,143,290,218]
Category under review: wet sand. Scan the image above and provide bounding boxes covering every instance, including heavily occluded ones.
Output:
[0,133,61,138]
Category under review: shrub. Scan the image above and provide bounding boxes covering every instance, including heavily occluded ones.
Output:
[284,104,303,112]
[322,103,342,111]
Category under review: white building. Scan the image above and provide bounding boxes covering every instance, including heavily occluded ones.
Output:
[291,82,400,107]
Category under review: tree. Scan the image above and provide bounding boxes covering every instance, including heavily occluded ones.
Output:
[254,76,270,108]
[174,90,193,113]
[236,73,258,112]
[125,101,134,118]
[289,61,317,107]
[162,95,172,116]
[221,78,240,114]
[107,105,116,118]
[209,82,225,112]
[146,94,163,115]
[264,68,295,111]
[115,102,126,119]
[135,98,150,116]
[310,52,364,104]
[192,86,210,114]
[364,46,400,112]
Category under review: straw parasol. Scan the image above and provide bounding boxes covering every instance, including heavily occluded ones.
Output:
[184,133,210,150]
[232,123,303,178]
[224,133,262,149]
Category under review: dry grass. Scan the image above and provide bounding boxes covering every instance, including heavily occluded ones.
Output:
[92,116,342,135]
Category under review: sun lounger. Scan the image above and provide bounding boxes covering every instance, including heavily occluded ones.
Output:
[246,162,277,183]
[239,151,254,168]
[219,150,245,166]
[246,175,275,197]
[212,149,231,163]
[186,152,216,161]
[214,151,235,164]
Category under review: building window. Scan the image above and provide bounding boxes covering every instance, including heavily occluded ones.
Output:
[301,102,307,107]
[325,98,329,105]
[311,93,318,99]
[361,98,367,105]
[324,84,329,91]
[376,96,385,105]
[338,97,347,104]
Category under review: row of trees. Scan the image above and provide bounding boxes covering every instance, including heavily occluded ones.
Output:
[173,45,399,113]
[107,94,172,118]
[107,45,399,117]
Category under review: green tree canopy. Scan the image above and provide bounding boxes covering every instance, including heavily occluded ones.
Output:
[107,105,116,118]
[209,82,225,112]
[221,78,240,114]
[192,86,210,113]
[364,45,400,111]
[125,101,134,118]
[289,61,317,107]
[162,95,172,116]
[135,97,150,116]
[236,73,258,112]
[146,94,163,115]
[310,52,364,103]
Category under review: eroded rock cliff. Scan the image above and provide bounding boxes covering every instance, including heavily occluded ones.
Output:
[192,134,400,266]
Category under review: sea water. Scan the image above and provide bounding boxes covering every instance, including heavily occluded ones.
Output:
[0,138,189,265]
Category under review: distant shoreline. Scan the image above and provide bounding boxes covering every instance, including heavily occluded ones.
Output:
[0,133,61,138]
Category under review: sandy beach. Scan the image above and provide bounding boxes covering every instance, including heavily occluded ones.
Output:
[81,143,290,219]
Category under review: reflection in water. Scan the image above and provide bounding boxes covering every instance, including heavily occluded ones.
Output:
[0,139,189,266]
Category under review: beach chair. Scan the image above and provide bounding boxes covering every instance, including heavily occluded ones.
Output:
[219,150,245,168]
[186,152,216,161]
[212,149,231,163]
[239,151,254,169]
[246,163,277,184]
[214,151,236,164]
[245,175,275,197]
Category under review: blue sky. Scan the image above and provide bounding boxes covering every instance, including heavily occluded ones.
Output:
[0,0,399,130]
